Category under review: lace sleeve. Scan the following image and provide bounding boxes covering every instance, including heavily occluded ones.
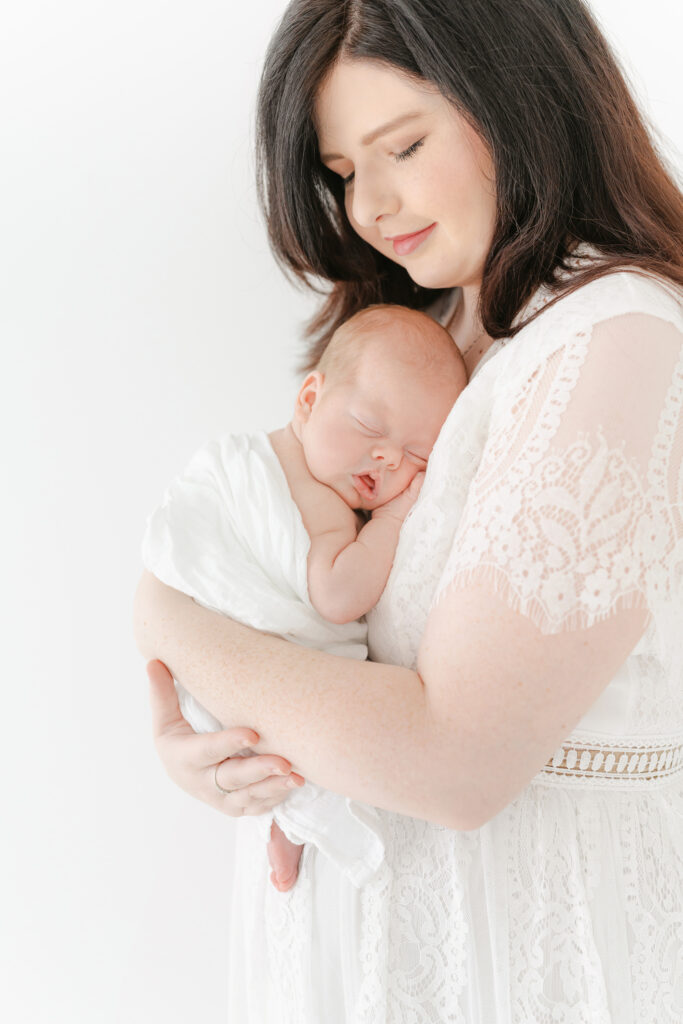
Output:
[434,311,683,635]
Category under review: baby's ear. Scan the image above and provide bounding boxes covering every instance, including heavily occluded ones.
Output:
[293,371,324,424]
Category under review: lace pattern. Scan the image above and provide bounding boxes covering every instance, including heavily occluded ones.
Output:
[542,734,683,786]
[435,327,683,638]
[357,816,477,1023]
[360,269,683,1022]
[228,270,683,1023]
[351,782,683,1023]
[263,840,314,1020]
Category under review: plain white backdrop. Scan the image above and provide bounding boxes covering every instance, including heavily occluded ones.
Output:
[1,2,681,1020]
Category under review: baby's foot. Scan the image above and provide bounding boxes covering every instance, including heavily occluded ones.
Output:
[267,821,305,893]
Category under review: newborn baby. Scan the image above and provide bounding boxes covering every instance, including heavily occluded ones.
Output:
[142,303,467,892]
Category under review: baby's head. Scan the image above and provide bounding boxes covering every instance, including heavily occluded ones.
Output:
[292,304,468,511]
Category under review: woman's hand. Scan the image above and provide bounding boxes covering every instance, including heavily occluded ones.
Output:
[146,659,305,816]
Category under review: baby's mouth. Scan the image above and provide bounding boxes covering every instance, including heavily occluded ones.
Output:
[352,473,378,500]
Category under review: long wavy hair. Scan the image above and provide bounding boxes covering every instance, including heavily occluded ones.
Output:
[255,0,683,368]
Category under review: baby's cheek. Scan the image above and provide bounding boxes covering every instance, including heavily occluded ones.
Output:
[304,442,332,486]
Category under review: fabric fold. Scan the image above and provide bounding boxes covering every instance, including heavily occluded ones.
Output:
[142,429,385,888]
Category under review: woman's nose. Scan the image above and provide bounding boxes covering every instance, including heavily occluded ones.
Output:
[349,171,399,228]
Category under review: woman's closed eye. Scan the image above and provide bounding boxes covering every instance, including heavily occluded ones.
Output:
[394,137,425,164]
[342,137,426,187]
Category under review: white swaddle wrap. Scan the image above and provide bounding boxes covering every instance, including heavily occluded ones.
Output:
[142,430,385,887]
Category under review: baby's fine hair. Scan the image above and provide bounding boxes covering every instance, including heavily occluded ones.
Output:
[316,304,466,389]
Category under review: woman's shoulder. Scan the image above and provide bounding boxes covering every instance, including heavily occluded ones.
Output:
[525,253,683,336]
[490,258,682,398]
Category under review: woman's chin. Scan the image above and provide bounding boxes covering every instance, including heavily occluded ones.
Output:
[398,250,479,292]
[404,261,461,290]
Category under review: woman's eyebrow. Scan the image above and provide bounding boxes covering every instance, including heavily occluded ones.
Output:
[320,111,424,162]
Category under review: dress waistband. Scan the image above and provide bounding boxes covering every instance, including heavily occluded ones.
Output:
[541,736,683,786]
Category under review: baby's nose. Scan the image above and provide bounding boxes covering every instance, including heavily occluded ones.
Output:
[372,442,402,469]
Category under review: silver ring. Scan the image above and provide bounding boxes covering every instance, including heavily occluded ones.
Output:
[214,761,235,796]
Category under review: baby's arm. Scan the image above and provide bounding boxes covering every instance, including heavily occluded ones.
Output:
[297,470,423,625]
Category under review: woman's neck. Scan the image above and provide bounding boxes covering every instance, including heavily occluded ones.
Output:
[447,284,495,376]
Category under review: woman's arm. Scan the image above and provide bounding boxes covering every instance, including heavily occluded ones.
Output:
[134,569,444,824]
[145,658,306,817]
[136,316,677,832]
[134,565,647,832]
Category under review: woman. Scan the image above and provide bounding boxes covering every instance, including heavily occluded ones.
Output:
[134,1,683,1020]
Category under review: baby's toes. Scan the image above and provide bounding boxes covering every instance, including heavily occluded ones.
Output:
[269,866,299,892]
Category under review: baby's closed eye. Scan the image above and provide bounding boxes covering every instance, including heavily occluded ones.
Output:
[405,450,429,468]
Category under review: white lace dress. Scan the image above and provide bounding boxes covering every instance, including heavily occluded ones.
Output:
[226,265,683,1023]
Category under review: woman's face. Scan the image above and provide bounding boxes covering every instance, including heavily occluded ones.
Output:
[314,59,497,291]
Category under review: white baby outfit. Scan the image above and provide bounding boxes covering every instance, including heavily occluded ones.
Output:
[218,256,683,1023]
[142,430,386,887]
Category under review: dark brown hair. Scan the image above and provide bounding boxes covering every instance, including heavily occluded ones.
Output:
[255,0,683,368]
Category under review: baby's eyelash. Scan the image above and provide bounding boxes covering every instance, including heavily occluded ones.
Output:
[355,420,382,436]
[341,137,425,188]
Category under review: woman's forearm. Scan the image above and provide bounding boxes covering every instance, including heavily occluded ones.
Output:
[133,570,458,828]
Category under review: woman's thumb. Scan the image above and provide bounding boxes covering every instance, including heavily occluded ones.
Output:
[146,659,186,737]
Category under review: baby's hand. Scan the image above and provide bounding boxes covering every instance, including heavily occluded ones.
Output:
[372,471,425,524]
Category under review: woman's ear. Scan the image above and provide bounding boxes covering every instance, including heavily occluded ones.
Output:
[293,371,324,426]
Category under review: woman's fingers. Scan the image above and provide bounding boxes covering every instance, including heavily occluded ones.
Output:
[224,773,306,815]
[214,754,304,796]
[145,658,305,816]
[147,659,191,739]
[147,659,260,758]
[238,772,306,811]
[190,728,261,766]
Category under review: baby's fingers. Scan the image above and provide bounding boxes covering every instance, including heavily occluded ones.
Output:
[409,470,426,498]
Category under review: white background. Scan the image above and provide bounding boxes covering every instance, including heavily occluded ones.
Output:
[2,2,681,1020]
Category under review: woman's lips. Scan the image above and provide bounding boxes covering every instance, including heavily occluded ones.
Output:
[387,222,437,256]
